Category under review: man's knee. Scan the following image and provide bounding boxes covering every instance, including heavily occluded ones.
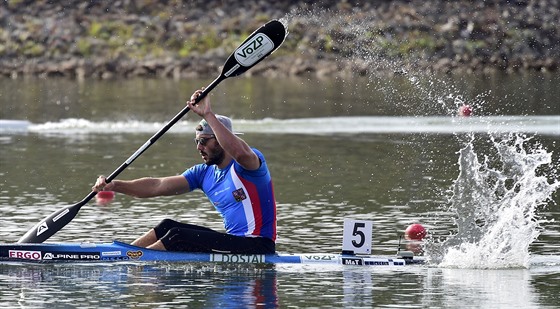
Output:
[154,219,178,238]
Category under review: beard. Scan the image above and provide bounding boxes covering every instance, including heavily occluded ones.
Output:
[201,147,225,166]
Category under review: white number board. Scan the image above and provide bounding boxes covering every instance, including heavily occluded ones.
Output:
[342,219,372,255]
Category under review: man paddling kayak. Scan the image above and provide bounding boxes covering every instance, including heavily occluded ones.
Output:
[93,88,277,254]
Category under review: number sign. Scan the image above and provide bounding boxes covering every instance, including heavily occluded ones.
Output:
[342,219,373,255]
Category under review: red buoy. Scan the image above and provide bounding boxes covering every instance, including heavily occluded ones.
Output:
[96,191,115,205]
[405,223,426,241]
[458,104,473,117]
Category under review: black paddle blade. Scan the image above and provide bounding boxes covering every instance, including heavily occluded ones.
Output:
[221,20,287,78]
[18,202,83,243]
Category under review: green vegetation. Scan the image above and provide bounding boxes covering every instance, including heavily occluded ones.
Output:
[375,31,444,58]
[1,0,557,77]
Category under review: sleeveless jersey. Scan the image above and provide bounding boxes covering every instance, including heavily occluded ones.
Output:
[182,148,277,241]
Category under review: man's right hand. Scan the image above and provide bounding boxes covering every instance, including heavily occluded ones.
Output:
[187,87,212,119]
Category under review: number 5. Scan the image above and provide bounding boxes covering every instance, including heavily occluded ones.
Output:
[352,222,366,248]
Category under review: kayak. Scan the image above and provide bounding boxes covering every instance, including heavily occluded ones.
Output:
[0,240,425,266]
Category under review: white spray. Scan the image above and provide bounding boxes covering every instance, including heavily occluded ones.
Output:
[432,133,559,268]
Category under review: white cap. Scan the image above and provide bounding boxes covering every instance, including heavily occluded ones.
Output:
[195,115,243,135]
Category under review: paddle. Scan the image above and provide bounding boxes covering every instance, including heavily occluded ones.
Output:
[18,20,287,243]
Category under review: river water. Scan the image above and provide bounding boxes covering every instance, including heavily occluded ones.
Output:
[1,72,559,308]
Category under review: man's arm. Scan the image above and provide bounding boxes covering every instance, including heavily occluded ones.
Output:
[205,113,261,170]
[93,175,190,198]
[187,88,260,171]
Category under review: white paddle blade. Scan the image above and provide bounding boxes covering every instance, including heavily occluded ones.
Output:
[222,20,287,78]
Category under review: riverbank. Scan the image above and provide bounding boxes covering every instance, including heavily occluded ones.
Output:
[1,0,558,79]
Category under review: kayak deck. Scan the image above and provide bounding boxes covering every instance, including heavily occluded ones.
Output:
[0,241,425,266]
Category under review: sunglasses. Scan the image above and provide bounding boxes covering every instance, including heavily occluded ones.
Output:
[194,136,216,146]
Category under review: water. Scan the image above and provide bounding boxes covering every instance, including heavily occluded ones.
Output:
[1,19,560,309]
[4,263,556,309]
[1,74,559,307]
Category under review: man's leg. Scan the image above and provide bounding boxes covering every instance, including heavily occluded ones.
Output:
[131,229,158,247]
[146,240,166,250]
[159,227,275,254]
[131,219,201,249]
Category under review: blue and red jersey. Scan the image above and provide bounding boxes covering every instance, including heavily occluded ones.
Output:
[182,148,277,241]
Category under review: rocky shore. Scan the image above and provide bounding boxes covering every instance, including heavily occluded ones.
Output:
[1,0,559,79]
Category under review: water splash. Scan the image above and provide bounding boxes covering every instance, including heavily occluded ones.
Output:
[429,133,559,268]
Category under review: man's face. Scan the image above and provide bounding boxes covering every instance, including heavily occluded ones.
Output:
[195,134,224,166]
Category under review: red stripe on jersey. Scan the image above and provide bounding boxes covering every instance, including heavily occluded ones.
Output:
[269,181,277,241]
[238,176,263,236]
